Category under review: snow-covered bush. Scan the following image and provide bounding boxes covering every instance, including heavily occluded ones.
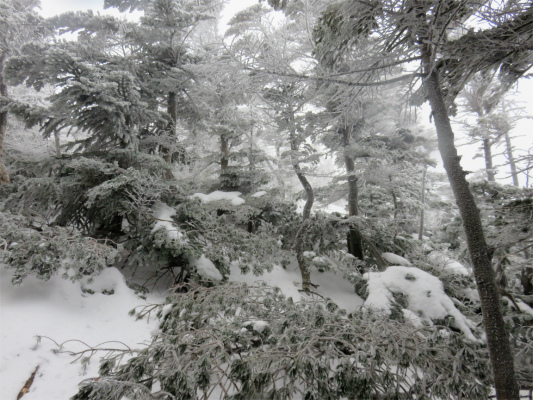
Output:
[0,212,116,285]
[72,282,491,400]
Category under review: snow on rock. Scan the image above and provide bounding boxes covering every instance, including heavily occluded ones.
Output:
[251,191,267,198]
[0,266,160,400]
[428,251,470,276]
[381,252,411,266]
[189,255,223,281]
[363,266,479,342]
[151,201,185,241]
[192,191,245,206]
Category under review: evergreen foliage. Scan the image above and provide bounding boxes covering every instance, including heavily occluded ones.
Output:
[73,283,491,400]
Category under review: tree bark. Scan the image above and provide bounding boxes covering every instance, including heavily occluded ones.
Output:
[500,100,519,187]
[418,164,427,241]
[288,105,314,292]
[421,46,519,400]
[504,132,519,187]
[341,126,364,260]
[0,53,10,184]
[54,131,61,157]
[220,134,229,171]
[483,138,496,182]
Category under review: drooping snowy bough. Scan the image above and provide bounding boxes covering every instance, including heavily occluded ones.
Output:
[73,282,491,400]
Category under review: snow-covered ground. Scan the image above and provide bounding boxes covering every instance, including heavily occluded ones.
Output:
[0,255,365,400]
[0,267,161,399]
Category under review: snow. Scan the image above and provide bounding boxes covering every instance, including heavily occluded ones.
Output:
[229,261,364,313]
[244,320,269,333]
[428,251,470,275]
[250,190,267,198]
[381,252,411,266]
[0,266,160,400]
[189,255,223,281]
[516,300,533,316]
[192,191,245,206]
[151,201,185,241]
[363,266,479,342]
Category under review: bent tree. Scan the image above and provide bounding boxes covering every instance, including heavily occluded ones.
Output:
[266,0,533,398]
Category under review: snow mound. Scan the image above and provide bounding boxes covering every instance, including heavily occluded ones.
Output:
[428,251,470,275]
[192,191,245,206]
[363,266,479,342]
[189,255,223,281]
[152,202,185,241]
[381,252,411,266]
[251,191,267,198]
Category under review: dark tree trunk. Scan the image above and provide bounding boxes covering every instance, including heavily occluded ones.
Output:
[220,134,229,171]
[483,138,496,182]
[0,53,10,184]
[168,91,177,128]
[341,126,364,260]
[421,46,519,400]
[521,267,533,296]
[418,165,427,241]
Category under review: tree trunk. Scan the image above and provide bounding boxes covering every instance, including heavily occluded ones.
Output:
[521,267,533,296]
[168,91,177,129]
[288,106,314,292]
[483,138,496,181]
[504,132,519,187]
[418,164,427,241]
[220,134,229,171]
[0,53,10,184]
[421,46,519,400]
[502,100,519,187]
[54,131,61,157]
[341,127,364,260]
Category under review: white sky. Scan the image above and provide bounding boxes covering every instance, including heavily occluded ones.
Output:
[36,0,532,187]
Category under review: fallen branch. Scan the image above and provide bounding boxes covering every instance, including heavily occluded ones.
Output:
[16,365,39,400]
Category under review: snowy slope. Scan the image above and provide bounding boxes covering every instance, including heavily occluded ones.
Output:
[0,266,161,400]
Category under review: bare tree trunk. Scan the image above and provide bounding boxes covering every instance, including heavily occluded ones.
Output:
[484,138,496,181]
[421,46,519,400]
[288,107,314,292]
[220,134,229,171]
[341,126,364,260]
[520,267,532,296]
[418,164,427,241]
[504,132,519,187]
[54,131,61,157]
[501,100,519,187]
[0,53,10,184]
